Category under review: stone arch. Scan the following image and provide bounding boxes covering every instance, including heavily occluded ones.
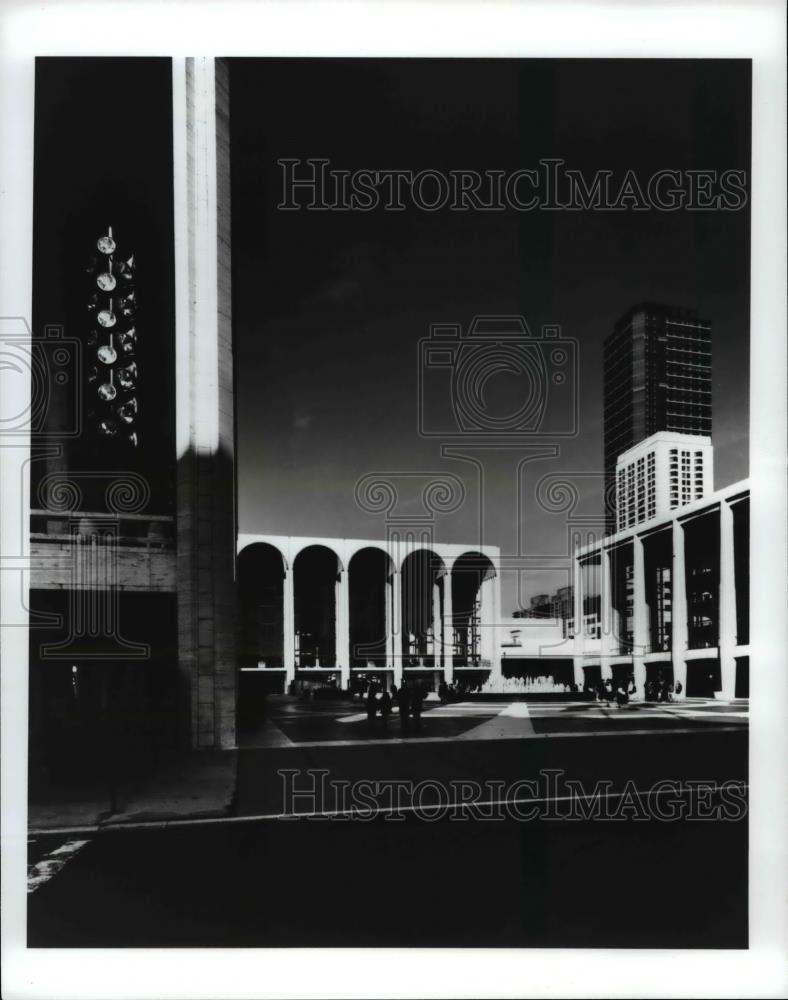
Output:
[293,544,342,668]
[451,551,496,667]
[348,547,395,670]
[400,548,446,666]
[237,542,286,669]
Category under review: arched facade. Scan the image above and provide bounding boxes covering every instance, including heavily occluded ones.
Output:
[237,534,501,693]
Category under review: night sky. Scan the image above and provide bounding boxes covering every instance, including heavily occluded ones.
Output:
[230,58,751,611]
[34,58,176,513]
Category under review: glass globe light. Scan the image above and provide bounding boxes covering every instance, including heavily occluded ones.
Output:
[98,418,118,436]
[117,398,138,424]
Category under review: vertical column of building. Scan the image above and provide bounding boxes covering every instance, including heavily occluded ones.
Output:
[607,549,622,656]
[631,535,649,696]
[283,564,295,688]
[431,579,441,665]
[335,569,351,690]
[391,570,402,686]
[384,571,393,674]
[174,57,237,749]
[600,546,614,681]
[489,564,503,689]
[442,570,453,684]
[671,519,688,697]
[718,501,738,699]
[479,574,495,669]
[572,553,584,688]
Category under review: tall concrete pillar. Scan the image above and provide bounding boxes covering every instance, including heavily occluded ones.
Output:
[572,553,584,688]
[442,571,454,684]
[607,549,622,655]
[174,57,236,749]
[335,570,351,690]
[479,575,496,669]
[489,565,503,689]
[431,580,441,665]
[632,535,649,697]
[718,502,738,699]
[600,548,614,682]
[671,519,688,698]
[283,567,295,688]
[391,570,402,686]
[384,573,393,672]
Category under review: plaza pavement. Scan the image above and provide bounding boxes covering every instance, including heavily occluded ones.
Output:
[27,715,749,947]
[27,694,747,834]
[238,693,749,749]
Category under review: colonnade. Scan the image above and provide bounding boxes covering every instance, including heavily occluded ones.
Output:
[238,536,501,690]
[573,487,749,699]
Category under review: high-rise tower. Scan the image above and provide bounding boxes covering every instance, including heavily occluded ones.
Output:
[603,303,712,531]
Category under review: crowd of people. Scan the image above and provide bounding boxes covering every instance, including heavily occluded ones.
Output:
[298,668,684,714]
[590,678,633,707]
[363,681,426,734]
[644,671,683,703]
[589,670,683,706]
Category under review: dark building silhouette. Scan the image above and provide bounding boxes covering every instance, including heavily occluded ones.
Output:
[603,303,712,531]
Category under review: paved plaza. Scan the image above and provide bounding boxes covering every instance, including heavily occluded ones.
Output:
[26,694,749,947]
[239,694,749,748]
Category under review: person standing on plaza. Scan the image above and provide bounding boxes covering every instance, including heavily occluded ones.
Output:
[396,683,410,734]
[366,683,378,727]
[411,682,423,731]
[380,687,392,725]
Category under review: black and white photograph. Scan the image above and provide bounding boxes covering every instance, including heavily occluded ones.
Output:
[1,2,786,998]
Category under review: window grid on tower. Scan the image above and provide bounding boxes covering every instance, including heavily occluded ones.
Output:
[647,452,656,519]
[669,447,679,509]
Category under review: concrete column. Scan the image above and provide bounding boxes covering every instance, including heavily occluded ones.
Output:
[719,502,738,699]
[600,549,613,682]
[608,549,622,655]
[442,572,454,684]
[335,570,351,690]
[283,567,295,688]
[384,573,393,670]
[572,553,584,687]
[431,580,441,666]
[391,570,402,686]
[632,536,649,697]
[479,575,497,673]
[489,566,503,690]
[174,57,237,749]
[671,520,688,698]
